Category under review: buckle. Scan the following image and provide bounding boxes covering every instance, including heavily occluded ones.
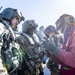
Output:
[63,66,70,70]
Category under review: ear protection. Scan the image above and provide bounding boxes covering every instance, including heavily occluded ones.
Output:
[64,16,75,24]
[69,16,74,23]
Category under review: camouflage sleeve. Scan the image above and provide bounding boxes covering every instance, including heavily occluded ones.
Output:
[0,23,5,35]
[16,35,29,51]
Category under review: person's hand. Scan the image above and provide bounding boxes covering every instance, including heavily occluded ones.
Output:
[43,39,60,56]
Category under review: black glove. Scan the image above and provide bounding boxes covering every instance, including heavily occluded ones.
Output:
[43,39,60,56]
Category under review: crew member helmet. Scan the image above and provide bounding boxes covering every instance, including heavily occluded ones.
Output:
[55,14,75,29]
[1,8,21,22]
[22,19,38,33]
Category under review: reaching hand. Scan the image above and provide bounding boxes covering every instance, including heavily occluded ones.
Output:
[43,39,60,56]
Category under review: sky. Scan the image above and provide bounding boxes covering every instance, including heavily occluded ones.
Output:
[0,0,75,31]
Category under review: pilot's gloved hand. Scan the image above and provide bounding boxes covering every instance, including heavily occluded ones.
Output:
[43,40,60,56]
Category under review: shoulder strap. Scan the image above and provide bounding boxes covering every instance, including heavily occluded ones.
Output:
[1,20,15,41]
[21,32,35,45]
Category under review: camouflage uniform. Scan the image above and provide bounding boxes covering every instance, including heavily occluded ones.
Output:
[0,20,21,75]
[0,8,24,75]
[0,23,9,75]
[16,20,44,75]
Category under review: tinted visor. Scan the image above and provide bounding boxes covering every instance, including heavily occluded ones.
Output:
[49,26,56,32]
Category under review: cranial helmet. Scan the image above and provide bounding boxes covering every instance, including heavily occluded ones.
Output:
[22,19,38,33]
[55,14,75,29]
[1,8,22,22]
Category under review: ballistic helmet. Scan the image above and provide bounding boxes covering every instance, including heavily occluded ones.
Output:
[1,8,22,22]
[45,25,57,34]
[45,25,58,37]
[22,19,38,33]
